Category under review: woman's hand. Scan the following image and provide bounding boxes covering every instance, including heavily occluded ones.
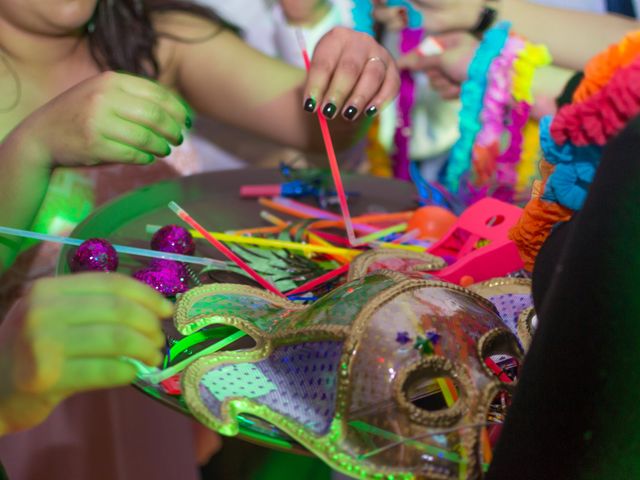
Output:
[398,32,478,100]
[23,71,190,169]
[0,273,172,434]
[303,27,399,121]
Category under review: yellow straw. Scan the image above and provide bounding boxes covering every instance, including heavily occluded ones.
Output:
[353,223,407,245]
[371,242,425,252]
[307,232,351,264]
[146,225,360,258]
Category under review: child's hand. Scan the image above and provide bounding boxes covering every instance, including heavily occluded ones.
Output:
[24,71,190,168]
[303,27,399,121]
[0,273,172,434]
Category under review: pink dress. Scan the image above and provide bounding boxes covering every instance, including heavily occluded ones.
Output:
[0,142,216,480]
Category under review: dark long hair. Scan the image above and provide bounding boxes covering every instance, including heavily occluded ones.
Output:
[87,0,228,78]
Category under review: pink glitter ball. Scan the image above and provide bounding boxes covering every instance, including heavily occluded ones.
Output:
[70,238,119,273]
[151,225,195,255]
[133,260,189,297]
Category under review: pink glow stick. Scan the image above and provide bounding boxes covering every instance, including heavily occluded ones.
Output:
[285,264,350,296]
[307,230,351,246]
[295,30,358,246]
[274,196,341,220]
[240,185,281,198]
[168,202,285,298]
[392,228,421,245]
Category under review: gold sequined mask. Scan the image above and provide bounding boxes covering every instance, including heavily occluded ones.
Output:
[176,252,534,479]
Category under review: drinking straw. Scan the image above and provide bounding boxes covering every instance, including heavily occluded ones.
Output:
[0,225,223,267]
[168,202,285,297]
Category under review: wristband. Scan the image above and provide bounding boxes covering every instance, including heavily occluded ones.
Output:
[471,6,498,36]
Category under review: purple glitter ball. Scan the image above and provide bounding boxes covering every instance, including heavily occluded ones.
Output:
[133,262,189,297]
[70,238,119,273]
[151,225,195,255]
[149,259,189,278]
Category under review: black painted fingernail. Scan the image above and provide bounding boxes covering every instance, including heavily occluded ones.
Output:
[304,97,317,112]
[365,105,378,117]
[185,116,192,129]
[343,106,358,120]
[323,103,337,119]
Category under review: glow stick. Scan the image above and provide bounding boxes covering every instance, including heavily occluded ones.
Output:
[140,330,248,384]
[0,225,223,267]
[285,264,350,296]
[369,241,425,253]
[306,232,351,264]
[353,223,408,244]
[259,197,376,234]
[168,202,285,297]
[146,224,360,257]
[260,211,289,227]
[295,29,358,245]
[228,226,285,235]
[392,228,421,245]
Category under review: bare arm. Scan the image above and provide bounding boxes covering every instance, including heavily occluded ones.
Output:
[406,0,637,70]
[157,14,398,152]
[0,124,51,271]
[498,0,638,70]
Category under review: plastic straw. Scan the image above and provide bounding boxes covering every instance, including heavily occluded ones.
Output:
[259,197,376,234]
[228,225,285,236]
[146,224,360,258]
[168,202,285,297]
[0,225,223,267]
[354,223,408,244]
[141,330,248,384]
[260,211,289,227]
[295,29,358,245]
[285,264,350,296]
[392,228,421,244]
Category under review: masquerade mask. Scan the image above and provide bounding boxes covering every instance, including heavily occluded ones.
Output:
[174,251,534,479]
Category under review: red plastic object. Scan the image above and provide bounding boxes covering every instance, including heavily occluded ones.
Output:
[428,198,524,284]
[160,374,182,396]
[240,185,281,198]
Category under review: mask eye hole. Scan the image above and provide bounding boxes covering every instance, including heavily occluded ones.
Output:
[397,356,470,428]
[405,372,460,413]
[478,328,524,385]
